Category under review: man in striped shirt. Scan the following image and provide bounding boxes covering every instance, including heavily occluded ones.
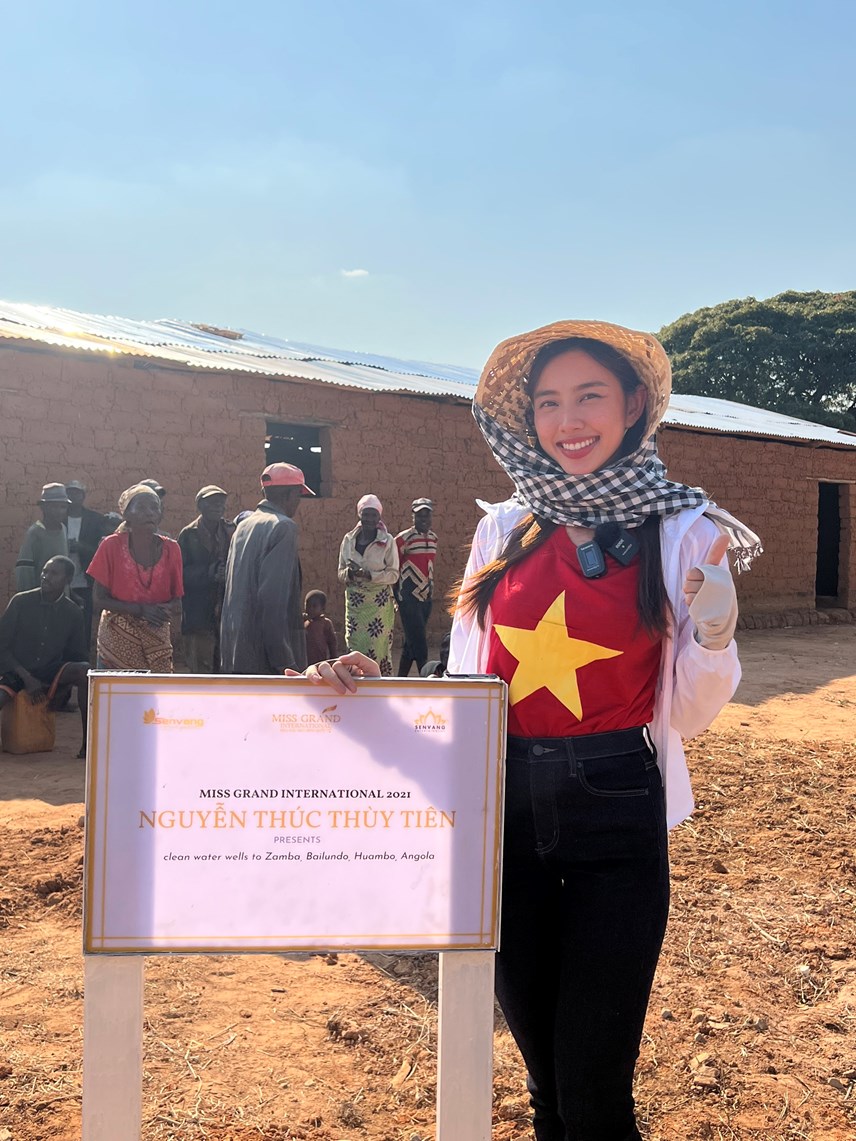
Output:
[395,498,438,676]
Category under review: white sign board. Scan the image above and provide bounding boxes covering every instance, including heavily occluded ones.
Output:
[84,673,506,954]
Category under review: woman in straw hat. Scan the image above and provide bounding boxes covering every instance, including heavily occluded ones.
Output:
[299,320,760,1141]
[87,484,184,671]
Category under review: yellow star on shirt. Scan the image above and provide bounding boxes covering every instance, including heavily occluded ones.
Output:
[494,592,623,720]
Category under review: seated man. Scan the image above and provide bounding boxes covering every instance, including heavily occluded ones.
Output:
[0,556,89,758]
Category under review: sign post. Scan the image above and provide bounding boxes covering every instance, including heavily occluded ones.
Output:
[82,956,144,1140]
[82,672,505,1139]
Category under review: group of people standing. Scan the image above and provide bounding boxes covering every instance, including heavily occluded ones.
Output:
[8,476,230,676]
[2,477,192,756]
[0,467,441,757]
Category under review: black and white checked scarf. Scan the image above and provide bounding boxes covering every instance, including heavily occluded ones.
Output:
[474,403,762,571]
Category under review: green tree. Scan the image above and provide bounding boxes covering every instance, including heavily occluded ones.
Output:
[659,291,856,430]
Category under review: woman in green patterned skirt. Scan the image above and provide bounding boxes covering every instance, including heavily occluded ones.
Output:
[337,495,400,675]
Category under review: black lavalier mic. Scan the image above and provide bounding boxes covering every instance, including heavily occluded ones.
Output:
[576,540,607,579]
[594,523,641,567]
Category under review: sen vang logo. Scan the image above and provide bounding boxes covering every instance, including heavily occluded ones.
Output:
[142,708,204,729]
[414,708,447,733]
[272,704,342,733]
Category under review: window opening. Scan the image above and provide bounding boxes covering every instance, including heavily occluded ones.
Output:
[265,422,324,497]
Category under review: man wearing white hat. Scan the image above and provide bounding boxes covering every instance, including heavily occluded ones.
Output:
[15,484,70,592]
[220,464,314,675]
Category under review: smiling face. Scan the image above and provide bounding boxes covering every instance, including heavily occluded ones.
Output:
[198,494,227,524]
[530,349,647,476]
[359,507,381,531]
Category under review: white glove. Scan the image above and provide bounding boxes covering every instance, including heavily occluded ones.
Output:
[687,564,738,651]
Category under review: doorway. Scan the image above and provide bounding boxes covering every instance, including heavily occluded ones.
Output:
[815,482,841,604]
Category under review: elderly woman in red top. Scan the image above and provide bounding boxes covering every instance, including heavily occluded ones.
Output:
[87,484,184,671]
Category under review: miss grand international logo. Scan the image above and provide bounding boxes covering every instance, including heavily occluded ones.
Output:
[414,709,447,733]
[272,705,342,733]
[142,709,204,729]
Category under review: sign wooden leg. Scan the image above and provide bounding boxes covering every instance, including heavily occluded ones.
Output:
[436,951,495,1141]
[82,955,144,1141]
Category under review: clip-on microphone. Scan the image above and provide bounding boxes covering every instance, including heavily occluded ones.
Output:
[576,523,641,579]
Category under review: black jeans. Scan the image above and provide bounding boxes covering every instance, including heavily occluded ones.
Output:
[496,728,670,1141]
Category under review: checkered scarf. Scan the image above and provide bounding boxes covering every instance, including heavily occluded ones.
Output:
[474,403,762,570]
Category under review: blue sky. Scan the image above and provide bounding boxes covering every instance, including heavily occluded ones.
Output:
[1,0,853,366]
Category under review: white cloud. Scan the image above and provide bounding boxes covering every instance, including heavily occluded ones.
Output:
[341,268,369,278]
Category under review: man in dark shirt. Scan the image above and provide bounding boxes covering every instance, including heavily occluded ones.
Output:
[178,485,235,672]
[65,479,108,654]
[0,556,90,757]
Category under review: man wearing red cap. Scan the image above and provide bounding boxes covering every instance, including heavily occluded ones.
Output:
[219,464,314,674]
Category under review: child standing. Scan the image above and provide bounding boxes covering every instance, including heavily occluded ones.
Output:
[303,590,338,666]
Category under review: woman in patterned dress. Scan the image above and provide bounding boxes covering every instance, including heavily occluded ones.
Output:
[336,495,399,675]
[87,484,183,671]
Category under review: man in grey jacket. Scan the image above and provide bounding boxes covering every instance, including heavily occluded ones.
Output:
[219,464,314,674]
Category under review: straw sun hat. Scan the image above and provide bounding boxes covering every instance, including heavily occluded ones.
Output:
[474,319,672,442]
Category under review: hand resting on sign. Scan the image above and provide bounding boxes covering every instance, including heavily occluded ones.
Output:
[285,650,381,695]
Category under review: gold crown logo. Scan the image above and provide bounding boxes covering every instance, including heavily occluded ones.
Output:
[415,709,446,726]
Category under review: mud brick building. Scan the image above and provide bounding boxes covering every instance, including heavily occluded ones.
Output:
[2,301,855,646]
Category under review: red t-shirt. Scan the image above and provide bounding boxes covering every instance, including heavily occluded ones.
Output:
[87,533,184,605]
[486,528,661,737]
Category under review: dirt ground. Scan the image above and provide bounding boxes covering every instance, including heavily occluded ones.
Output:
[1,625,855,1140]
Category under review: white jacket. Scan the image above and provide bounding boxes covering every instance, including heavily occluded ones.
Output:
[448,499,741,828]
[337,524,400,586]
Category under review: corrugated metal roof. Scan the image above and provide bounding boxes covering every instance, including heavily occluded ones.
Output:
[0,300,479,398]
[664,393,856,448]
[2,300,855,449]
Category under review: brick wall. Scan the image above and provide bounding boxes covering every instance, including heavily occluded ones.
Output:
[659,430,856,612]
[3,342,855,650]
[0,343,512,652]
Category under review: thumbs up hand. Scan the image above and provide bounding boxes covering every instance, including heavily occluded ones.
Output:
[682,533,730,604]
[682,533,738,651]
